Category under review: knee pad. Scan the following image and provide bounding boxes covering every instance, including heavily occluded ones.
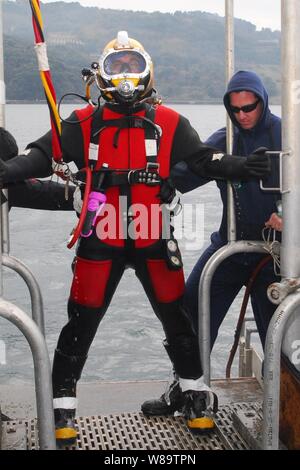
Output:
[70,257,112,308]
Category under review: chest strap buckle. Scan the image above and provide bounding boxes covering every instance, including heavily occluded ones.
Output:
[128,163,161,186]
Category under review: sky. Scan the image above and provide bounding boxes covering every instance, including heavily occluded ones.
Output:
[40,0,281,31]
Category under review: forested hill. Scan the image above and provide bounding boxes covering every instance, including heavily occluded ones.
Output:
[3,0,281,103]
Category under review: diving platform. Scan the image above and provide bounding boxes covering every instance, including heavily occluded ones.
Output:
[0,378,263,450]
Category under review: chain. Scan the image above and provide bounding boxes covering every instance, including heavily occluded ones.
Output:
[51,161,77,201]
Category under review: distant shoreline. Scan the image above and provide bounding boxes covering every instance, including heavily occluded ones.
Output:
[6,99,281,106]
[6,99,223,105]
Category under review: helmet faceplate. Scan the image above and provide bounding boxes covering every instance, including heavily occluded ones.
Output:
[96,31,154,105]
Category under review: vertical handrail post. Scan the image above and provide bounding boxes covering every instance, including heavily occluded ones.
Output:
[262,0,300,450]
[200,0,236,386]
[225,0,236,242]
[0,0,10,256]
[280,0,300,278]
[0,0,4,294]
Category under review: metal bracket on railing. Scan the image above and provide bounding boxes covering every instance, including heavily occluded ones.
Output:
[259,150,291,194]
[240,316,256,337]
[267,277,300,305]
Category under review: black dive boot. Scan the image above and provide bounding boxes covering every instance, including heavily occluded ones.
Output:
[141,378,184,416]
[52,349,87,447]
[54,407,77,447]
[182,390,218,434]
[141,341,185,416]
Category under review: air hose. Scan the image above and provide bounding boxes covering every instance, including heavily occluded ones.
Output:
[225,254,272,378]
[67,167,92,249]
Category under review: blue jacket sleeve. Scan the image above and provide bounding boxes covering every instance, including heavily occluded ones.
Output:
[205,127,227,152]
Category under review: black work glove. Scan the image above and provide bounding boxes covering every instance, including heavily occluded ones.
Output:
[243,150,271,177]
[246,146,270,177]
[157,177,176,204]
[252,146,269,155]
[191,152,271,180]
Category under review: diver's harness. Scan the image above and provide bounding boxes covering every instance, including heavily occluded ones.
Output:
[69,108,182,269]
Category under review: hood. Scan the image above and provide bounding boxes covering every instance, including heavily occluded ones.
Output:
[223,70,270,132]
[0,128,18,161]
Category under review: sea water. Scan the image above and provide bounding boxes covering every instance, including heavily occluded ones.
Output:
[0,103,280,384]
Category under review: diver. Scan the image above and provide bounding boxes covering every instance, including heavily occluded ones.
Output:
[0,35,270,446]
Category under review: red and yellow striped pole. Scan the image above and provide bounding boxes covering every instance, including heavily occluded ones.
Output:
[29,0,62,162]
[29,1,93,249]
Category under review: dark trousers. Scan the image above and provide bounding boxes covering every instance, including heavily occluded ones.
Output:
[185,243,279,352]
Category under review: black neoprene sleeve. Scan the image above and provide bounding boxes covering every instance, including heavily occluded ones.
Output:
[3,147,53,184]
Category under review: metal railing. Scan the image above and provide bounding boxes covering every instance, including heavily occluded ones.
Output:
[199,240,267,385]
[198,0,300,451]
[0,1,55,450]
[262,0,300,450]
[2,255,45,335]
[0,299,55,450]
[225,0,236,243]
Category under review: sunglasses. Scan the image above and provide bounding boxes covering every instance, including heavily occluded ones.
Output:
[230,99,260,114]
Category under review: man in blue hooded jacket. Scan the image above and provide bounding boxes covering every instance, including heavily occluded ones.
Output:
[142,70,281,416]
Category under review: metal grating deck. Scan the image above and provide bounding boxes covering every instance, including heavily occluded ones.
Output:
[215,402,261,450]
[4,402,262,450]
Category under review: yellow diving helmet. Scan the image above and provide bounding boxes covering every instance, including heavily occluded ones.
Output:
[96,31,154,105]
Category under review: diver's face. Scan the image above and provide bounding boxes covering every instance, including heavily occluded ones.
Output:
[110,53,144,74]
[229,91,263,129]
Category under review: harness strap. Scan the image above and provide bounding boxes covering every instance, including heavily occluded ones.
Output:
[83,105,162,190]
[87,106,160,170]
[76,167,163,188]
[107,168,162,186]
[91,114,160,139]
[143,107,160,164]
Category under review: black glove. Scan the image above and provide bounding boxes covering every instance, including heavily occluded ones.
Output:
[157,177,176,203]
[243,150,271,177]
[249,146,270,177]
[252,146,269,155]
[191,152,271,180]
